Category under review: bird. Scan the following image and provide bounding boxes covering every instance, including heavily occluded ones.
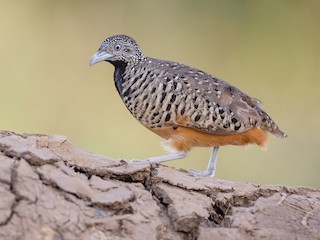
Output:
[89,34,287,177]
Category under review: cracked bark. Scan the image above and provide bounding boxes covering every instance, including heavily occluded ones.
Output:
[0,131,319,240]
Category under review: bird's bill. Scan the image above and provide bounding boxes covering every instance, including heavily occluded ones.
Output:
[88,51,114,66]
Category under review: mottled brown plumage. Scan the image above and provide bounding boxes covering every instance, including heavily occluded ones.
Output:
[89,34,287,177]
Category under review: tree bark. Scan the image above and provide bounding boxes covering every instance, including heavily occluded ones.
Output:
[0,131,319,240]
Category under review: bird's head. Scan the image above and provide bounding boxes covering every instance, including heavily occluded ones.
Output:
[89,34,145,67]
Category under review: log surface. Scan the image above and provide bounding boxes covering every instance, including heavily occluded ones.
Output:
[0,131,319,240]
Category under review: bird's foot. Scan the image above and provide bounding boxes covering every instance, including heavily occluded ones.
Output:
[188,168,215,178]
[121,159,145,164]
[121,152,189,166]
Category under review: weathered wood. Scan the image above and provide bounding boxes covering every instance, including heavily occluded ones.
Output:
[0,131,319,240]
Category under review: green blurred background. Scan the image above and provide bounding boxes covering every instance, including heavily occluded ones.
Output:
[1,1,319,188]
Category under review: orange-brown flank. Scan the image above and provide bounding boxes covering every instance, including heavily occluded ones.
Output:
[148,126,268,153]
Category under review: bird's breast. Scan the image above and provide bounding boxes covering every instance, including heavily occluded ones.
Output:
[120,69,181,128]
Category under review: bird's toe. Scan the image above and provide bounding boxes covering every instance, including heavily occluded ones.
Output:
[188,168,215,178]
[126,159,144,164]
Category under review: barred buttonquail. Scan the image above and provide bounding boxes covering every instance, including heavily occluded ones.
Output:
[89,34,287,177]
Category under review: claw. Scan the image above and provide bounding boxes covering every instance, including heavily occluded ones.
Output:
[122,159,144,164]
[120,159,129,165]
[188,168,215,178]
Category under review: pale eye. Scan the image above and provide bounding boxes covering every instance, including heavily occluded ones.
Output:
[115,45,121,50]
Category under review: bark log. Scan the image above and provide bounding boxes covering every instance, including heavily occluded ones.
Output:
[0,131,319,240]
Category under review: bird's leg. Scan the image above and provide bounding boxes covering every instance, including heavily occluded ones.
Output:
[127,151,189,164]
[188,146,220,177]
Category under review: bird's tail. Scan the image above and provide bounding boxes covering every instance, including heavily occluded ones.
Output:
[259,110,287,138]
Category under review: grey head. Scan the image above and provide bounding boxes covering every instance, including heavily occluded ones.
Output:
[89,34,145,67]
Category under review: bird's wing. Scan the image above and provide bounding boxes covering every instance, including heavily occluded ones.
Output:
[161,63,263,135]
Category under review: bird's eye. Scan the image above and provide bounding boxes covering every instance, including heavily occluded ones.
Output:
[115,45,121,50]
